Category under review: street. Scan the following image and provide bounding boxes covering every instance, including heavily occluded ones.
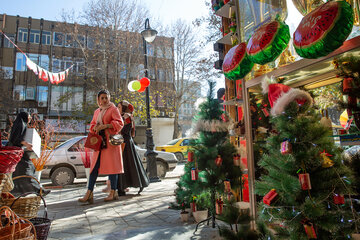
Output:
[42,163,222,240]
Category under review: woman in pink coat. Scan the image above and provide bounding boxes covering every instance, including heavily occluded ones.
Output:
[78,89,124,203]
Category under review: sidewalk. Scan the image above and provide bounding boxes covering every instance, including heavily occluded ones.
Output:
[42,163,223,240]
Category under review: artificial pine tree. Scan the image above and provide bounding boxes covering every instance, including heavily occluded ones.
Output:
[174,81,242,228]
[256,82,356,239]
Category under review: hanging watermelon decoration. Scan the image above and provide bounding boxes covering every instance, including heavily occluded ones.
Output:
[222,43,254,80]
[246,18,290,65]
[293,1,354,59]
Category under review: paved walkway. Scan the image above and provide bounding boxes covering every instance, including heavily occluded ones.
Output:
[41,163,222,240]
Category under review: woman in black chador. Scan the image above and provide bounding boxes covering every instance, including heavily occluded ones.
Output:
[117,100,149,196]
[8,112,50,196]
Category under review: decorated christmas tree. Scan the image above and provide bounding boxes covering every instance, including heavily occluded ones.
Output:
[256,82,356,239]
[174,81,243,226]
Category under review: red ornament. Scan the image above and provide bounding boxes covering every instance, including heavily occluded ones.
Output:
[216,199,224,215]
[281,140,292,155]
[233,154,241,166]
[190,202,197,212]
[343,78,353,93]
[191,168,198,181]
[242,174,249,202]
[333,194,345,205]
[140,77,150,88]
[224,180,231,192]
[262,108,269,117]
[263,189,278,206]
[299,173,312,190]
[302,220,317,239]
[188,151,194,162]
[215,155,223,166]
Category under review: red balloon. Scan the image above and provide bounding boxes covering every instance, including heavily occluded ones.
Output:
[138,86,146,92]
[140,77,150,87]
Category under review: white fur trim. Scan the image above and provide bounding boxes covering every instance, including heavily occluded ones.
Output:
[271,89,313,116]
[261,77,270,94]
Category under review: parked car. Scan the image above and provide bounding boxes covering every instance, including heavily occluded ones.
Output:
[155,138,191,161]
[42,136,178,186]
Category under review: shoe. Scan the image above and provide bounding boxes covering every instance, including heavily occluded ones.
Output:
[138,187,144,195]
[78,190,94,204]
[102,180,111,193]
[118,189,126,196]
[104,190,119,202]
[42,189,51,197]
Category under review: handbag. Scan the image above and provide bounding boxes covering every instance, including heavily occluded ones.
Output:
[84,133,102,151]
[109,134,124,146]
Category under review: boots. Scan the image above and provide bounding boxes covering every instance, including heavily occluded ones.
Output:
[78,190,93,204]
[104,190,119,202]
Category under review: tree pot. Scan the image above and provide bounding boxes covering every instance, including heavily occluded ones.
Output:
[353,234,360,240]
[192,210,208,223]
[180,212,189,222]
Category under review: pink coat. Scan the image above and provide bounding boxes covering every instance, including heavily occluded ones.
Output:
[89,105,124,175]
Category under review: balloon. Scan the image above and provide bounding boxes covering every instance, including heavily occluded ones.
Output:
[246,18,290,65]
[222,42,254,80]
[292,0,324,16]
[132,80,141,91]
[138,86,146,93]
[140,77,150,88]
[128,81,136,92]
[293,1,354,59]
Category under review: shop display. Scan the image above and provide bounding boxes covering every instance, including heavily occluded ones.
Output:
[222,43,254,80]
[246,18,290,65]
[293,1,354,59]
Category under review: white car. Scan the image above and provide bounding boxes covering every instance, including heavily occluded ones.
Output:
[42,136,178,186]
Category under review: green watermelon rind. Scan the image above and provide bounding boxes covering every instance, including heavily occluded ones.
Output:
[223,54,254,80]
[247,21,291,65]
[294,1,354,59]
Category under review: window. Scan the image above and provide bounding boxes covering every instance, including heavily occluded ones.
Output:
[52,58,62,72]
[167,70,174,82]
[18,28,28,42]
[50,86,83,111]
[29,29,40,44]
[15,53,26,71]
[75,59,85,76]
[87,36,95,49]
[86,90,96,105]
[146,44,154,56]
[119,63,127,79]
[41,31,51,45]
[28,53,39,64]
[63,57,73,70]
[14,85,25,101]
[68,138,86,152]
[26,87,36,100]
[53,32,64,46]
[157,47,164,58]
[38,54,49,69]
[181,139,189,146]
[4,34,15,48]
[74,35,85,48]
[157,69,165,82]
[65,34,74,47]
[165,47,173,59]
[148,68,155,79]
[37,86,48,107]
[1,67,13,79]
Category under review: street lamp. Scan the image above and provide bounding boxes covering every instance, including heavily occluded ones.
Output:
[141,18,160,183]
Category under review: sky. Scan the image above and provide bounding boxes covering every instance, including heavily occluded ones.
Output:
[1,0,208,25]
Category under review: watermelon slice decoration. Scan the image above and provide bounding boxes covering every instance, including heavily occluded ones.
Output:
[246,19,290,65]
[293,1,354,59]
[222,43,254,80]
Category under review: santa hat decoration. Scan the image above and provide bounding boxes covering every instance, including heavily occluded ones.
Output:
[262,79,313,116]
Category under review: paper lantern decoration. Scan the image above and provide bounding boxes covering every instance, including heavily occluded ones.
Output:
[222,43,254,80]
[246,19,290,65]
[333,194,345,204]
[128,81,136,92]
[188,151,194,162]
[299,173,312,190]
[224,180,231,192]
[191,168,198,181]
[293,1,354,59]
[216,199,224,215]
[302,220,317,239]
[233,154,241,166]
[263,189,278,206]
[215,155,223,166]
[281,140,292,155]
[140,77,150,88]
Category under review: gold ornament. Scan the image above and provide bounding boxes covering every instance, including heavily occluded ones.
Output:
[292,0,325,15]
[278,48,296,67]
[254,64,273,78]
[320,150,334,168]
[346,0,360,26]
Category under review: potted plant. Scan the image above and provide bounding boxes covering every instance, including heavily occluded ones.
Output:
[180,202,189,222]
[192,191,211,223]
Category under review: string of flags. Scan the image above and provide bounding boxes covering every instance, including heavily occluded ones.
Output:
[0,30,73,84]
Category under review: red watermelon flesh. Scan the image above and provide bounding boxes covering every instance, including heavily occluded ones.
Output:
[247,21,279,55]
[294,2,339,47]
[223,43,247,73]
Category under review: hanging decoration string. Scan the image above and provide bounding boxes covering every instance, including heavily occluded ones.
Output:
[0,30,73,84]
